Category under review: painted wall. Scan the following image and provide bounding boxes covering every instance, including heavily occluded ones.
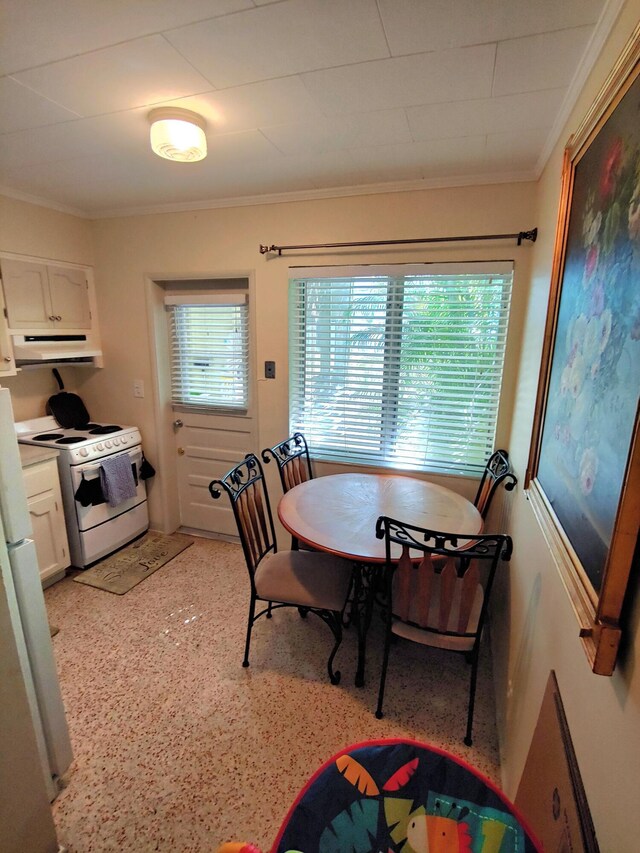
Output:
[84,182,535,529]
[492,4,640,851]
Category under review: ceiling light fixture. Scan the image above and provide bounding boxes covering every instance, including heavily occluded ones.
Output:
[148,107,207,162]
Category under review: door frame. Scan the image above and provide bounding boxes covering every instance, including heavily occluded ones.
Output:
[144,269,258,534]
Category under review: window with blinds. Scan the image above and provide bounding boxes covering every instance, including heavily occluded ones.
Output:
[166,294,249,412]
[289,263,513,476]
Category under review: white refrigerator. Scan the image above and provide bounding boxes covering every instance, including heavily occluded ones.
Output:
[0,387,72,851]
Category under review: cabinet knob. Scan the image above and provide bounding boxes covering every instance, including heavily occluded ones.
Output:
[3,356,11,362]
[55,315,62,321]
[177,447,185,455]
[173,419,184,428]
[49,315,56,321]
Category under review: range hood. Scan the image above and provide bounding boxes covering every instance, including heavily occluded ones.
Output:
[12,334,103,367]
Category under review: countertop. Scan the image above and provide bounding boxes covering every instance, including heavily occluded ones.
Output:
[19,444,60,467]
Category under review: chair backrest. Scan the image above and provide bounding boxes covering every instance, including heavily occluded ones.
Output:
[376,516,512,645]
[474,449,517,519]
[209,454,277,577]
[261,432,313,493]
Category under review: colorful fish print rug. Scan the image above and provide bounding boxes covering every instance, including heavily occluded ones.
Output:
[272,739,541,853]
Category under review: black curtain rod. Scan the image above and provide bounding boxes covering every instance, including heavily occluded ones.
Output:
[259,228,537,256]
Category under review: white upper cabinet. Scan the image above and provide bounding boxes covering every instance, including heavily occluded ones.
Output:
[1,258,91,331]
[47,265,92,329]
[0,287,17,376]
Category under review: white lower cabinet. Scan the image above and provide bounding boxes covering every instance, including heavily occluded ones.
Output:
[20,450,70,586]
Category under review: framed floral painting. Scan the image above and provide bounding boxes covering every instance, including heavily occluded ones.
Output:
[527,28,640,676]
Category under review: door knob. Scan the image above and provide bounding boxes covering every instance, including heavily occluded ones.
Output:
[173,419,184,428]
[177,447,185,455]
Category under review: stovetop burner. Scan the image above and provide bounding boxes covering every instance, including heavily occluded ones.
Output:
[16,417,142,461]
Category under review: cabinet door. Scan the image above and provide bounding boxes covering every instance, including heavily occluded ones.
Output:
[28,491,68,581]
[1,258,53,329]
[0,287,16,376]
[48,265,91,329]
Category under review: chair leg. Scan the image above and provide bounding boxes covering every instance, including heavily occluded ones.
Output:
[341,571,355,628]
[376,615,393,719]
[352,567,366,687]
[464,650,480,746]
[326,612,343,686]
[243,597,256,668]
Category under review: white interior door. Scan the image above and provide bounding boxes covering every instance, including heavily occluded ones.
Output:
[173,411,255,536]
[165,287,255,536]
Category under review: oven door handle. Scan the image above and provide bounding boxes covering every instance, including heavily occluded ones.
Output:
[74,460,140,504]
[75,450,142,476]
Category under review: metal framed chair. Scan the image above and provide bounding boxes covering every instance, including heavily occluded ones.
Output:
[374,516,512,745]
[262,432,313,492]
[209,454,352,684]
[262,433,313,550]
[474,449,517,519]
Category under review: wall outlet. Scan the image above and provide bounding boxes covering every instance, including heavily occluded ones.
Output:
[264,360,276,379]
[133,379,144,398]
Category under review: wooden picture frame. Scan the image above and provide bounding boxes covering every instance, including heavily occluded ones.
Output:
[526,25,640,676]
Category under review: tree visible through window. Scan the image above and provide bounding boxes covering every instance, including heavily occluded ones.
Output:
[289,263,513,475]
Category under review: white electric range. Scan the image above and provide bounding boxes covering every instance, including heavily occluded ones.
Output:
[16,417,149,568]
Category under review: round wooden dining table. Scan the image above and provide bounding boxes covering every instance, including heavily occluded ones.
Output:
[278,472,483,685]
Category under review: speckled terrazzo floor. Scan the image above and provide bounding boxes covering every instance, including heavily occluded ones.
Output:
[45,536,501,853]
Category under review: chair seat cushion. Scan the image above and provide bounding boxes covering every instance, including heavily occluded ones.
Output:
[255,550,352,612]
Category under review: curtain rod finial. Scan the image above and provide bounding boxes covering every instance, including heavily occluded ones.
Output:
[517,228,538,245]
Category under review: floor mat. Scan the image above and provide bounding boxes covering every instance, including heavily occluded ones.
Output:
[73,532,194,594]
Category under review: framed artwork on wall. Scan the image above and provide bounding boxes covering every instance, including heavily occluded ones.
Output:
[526,25,640,675]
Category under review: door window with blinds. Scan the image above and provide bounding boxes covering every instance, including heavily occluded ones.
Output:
[166,294,249,412]
[289,263,513,476]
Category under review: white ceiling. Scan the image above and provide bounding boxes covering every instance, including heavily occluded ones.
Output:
[0,0,613,217]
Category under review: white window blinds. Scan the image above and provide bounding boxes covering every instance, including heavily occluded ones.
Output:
[289,263,513,476]
[166,294,249,411]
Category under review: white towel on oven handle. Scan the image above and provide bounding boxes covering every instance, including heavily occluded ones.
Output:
[99,454,137,507]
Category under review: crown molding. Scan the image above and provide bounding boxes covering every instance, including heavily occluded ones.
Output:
[0,184,88,218]
[0,172,536,222]
[92,171,536,220]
